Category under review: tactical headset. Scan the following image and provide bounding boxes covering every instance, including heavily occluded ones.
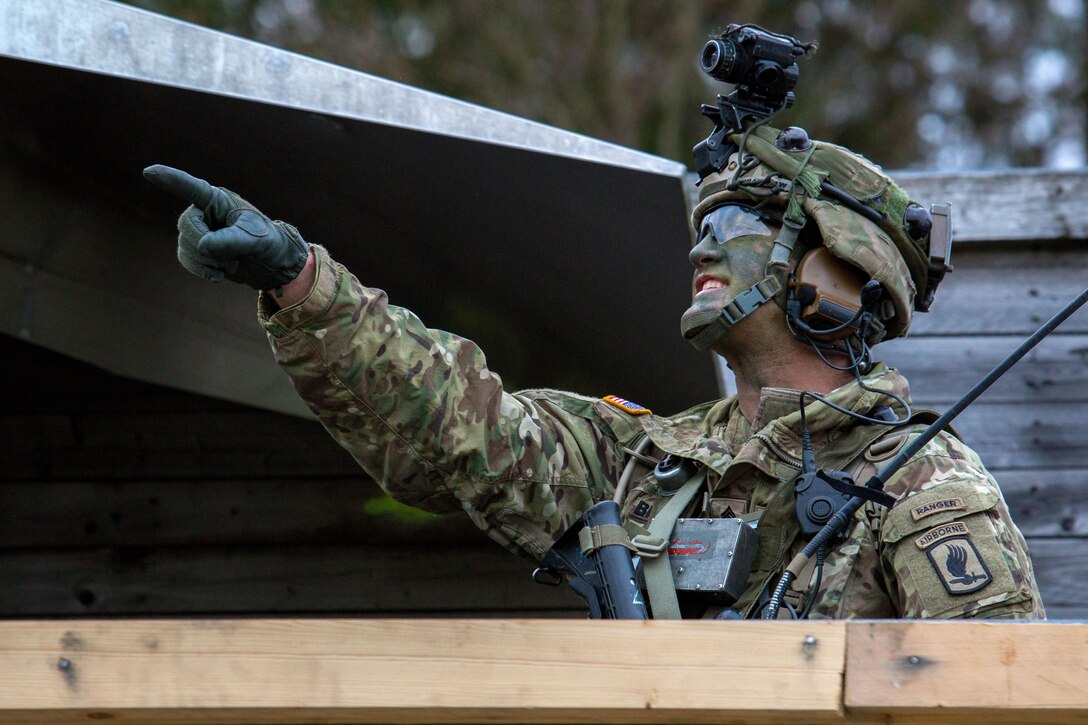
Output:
[785,243,887,345]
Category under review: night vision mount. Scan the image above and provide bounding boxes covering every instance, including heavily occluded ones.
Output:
[693,24,816,179]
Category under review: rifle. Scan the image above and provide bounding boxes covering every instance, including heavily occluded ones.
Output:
[532,500,648,620]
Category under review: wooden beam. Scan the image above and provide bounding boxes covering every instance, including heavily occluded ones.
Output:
[895,170,1088,244]
[0,545,583,617]
[0,619,846,724]
[846,621,1088,722]
[2,620,1086,723]
[687,169,1088,245]
[906,246,1088,337]
[0,478,481,548]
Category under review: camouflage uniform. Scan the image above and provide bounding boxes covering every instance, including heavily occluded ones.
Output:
[258,244,1045,620]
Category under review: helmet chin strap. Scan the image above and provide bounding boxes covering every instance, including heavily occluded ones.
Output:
[681,216,805,352]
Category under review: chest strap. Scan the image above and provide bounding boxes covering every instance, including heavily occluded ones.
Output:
[739,408,948,618]
[629,468,707,620]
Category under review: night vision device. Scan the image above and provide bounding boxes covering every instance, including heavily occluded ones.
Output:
[693,24,816,178]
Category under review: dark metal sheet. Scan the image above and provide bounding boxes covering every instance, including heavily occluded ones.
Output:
[0,0,715,416]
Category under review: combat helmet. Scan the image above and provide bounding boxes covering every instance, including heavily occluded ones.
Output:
[682,123,952,352]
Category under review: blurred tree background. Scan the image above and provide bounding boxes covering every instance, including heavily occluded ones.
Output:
[126,0,1085,171]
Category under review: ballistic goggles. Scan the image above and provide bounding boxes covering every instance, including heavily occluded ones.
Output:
[696,203,775,247]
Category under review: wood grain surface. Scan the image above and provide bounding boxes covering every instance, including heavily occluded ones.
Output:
[1,619,1086,724]
[0,619,847,724]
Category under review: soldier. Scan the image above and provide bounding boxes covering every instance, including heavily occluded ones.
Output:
[144,124,1044,620]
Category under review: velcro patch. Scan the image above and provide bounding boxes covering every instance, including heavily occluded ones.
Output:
[915,521,971,550]
[602,395,651,415]
[910,497,966,522]
[630,499,653,524]
[710,497,748,519]
[926,537,993,595]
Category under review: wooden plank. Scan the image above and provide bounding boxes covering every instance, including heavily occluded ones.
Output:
[879,334,1088,404]
[907,247,1088,336]
[0,545,584,616]
[0,619,846,724]
[0,468,1077,547]
[895,169,1088,243]
[1,537,1078,619]
[2,410,361,480]
[1027,538,1088,619]
[996,468,1088,537]
[0,478,481,548]
[845,621,1088,721]
[0,619,1085,723]
[6,397,1084,478]
[928,402,1088,470]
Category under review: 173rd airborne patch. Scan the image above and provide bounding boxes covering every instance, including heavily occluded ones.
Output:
[916,521,993,595]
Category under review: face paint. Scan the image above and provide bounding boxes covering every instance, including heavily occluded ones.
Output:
[681,204,779,338]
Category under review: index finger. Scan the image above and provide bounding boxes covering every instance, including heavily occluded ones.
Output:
[143,164,216,208]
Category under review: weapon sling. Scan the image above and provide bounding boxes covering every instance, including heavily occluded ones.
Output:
[634,470,707,620]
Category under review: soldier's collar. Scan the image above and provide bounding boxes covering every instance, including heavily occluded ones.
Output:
[723,365,909,481]
[750,363,908,455]
[751,362,902,431]
[751,387,803,431]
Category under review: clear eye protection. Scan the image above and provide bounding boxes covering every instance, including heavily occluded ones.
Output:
[697,204,774,246]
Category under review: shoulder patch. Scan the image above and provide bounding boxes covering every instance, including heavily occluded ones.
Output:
[911,497,966,522]
[926,537,993,595]
[602,395,651,416]
[915,521,971,550]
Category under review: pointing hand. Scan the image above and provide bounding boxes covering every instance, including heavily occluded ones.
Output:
[144,164,308,290]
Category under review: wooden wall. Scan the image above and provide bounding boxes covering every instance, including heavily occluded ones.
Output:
[3,335,582,617]
[880,240,1088,619]
[880,169,1088,620]
[4,169,1087,620]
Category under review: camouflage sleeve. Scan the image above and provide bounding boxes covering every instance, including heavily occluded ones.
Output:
[257,245,631,560]
[877,430,1046,619]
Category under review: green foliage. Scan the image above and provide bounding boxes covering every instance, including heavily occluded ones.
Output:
[363,494,436,523]
[129,1,1085,169]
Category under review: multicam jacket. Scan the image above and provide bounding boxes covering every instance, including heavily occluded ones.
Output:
[259,246,1044,619]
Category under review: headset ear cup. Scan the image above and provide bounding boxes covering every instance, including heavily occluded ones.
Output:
[791,247,869,341]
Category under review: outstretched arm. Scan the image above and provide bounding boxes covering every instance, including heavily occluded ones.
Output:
[145,165,634,560]
[258,245,631,559]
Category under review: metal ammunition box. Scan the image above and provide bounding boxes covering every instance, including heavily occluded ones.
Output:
[669,517,758,604]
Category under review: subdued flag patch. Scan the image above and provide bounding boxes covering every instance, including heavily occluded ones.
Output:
[926,537,993,595]
[602,395,651,415]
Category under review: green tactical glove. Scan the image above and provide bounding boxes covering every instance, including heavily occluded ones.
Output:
[143,164,308,290]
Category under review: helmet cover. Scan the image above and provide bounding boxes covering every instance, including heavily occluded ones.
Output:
[691,125,932,341]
